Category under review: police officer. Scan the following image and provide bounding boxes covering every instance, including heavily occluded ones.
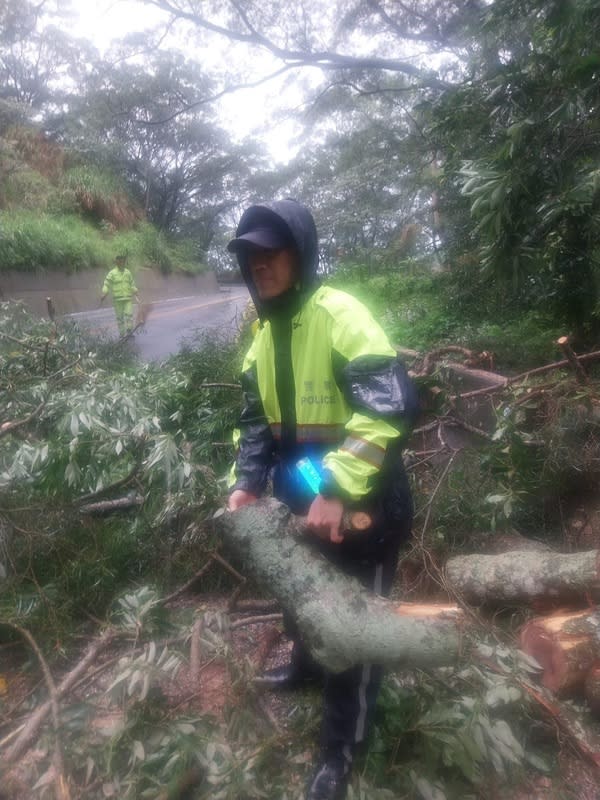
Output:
[227,199,417,800]
[100,253,140,337]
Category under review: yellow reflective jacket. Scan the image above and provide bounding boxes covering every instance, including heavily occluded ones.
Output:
[230,285,417,510]
[102,268,138,301]
[228,199,417,520]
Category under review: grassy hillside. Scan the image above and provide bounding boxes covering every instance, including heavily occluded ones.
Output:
[0,126,206,275]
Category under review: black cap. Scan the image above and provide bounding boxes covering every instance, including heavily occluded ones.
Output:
[227,225,293,253]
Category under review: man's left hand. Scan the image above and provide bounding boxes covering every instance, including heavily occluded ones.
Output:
[306,494,344,544]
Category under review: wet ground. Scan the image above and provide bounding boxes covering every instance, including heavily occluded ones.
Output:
[67,287,248,361]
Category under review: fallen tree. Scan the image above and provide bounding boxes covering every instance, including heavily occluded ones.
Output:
[218,498,465,673]
[445,549,600,606]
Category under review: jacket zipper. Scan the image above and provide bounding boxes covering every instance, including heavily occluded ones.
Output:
[271,315,296,457]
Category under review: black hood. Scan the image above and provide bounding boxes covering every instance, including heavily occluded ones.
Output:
[232,199,320,318]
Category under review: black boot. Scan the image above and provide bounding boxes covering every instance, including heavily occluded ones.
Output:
[305,757,350,800]
[253,662,320,690]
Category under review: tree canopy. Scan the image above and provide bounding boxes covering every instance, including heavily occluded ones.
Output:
[1,0,599,332]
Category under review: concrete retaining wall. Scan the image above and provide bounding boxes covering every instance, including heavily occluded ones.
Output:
[0,268,219,316]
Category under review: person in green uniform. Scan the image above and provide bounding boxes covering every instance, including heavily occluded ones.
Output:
[100,254,140,336]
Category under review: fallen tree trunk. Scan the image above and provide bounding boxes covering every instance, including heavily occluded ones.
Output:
[218,499,464,673]
[519,609,600,694]
[445,549,600,605]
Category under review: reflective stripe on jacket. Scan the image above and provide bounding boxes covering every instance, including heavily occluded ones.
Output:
[230,285,417,503]
[102,268,138,301]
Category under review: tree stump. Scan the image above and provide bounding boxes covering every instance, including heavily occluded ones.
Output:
[519,609,600,693]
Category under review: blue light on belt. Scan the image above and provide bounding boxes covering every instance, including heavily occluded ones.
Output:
[296,457,322,495]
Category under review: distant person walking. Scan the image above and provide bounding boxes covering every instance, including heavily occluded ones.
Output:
[100,254,140,337]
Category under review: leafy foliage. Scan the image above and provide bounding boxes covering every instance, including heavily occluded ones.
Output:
[433,0,600,338]
[366,643,552,799]
[328,267,559,369]
[0,302,239,636]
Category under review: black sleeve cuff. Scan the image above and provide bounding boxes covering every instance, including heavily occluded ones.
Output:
[318,469,348,501]
[231,476,265,496]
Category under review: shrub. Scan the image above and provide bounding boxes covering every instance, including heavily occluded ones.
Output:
[8,125,64,180]
[135,223,207,274]
[328,265,560,370]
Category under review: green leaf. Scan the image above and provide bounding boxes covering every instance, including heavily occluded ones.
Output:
[177,722,196,734]
[525,751,552,772]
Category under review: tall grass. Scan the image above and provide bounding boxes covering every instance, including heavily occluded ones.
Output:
[62,165,143,229]
[0,213,207,275]
[0,212,108,273]
[0,163,56,211]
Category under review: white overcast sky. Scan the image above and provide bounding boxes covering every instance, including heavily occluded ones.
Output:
[65,0,310,163]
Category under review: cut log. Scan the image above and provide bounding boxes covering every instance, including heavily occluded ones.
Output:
[218,499,464,674]
[519,609,600,694]
[557,336,589,384]
[468,530,554,555]
[445,549,600,605]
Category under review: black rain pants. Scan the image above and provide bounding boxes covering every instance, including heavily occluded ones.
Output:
[284,518,410,772]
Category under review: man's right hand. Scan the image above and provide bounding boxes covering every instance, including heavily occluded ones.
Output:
[228,489,259,511]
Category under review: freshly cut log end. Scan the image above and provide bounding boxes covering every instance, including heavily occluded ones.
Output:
[394,602,462,619]
[519,609,600,694]
[519,620,569,693]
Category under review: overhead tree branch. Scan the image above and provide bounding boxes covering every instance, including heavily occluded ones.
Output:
[135,63,297,126]
[365,0,446,44]
[142,0,452,89]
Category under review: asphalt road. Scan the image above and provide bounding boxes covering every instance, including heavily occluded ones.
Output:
[68,287,249,361]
